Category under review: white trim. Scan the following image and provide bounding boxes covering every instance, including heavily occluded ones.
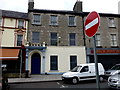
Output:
[85,17,98,30]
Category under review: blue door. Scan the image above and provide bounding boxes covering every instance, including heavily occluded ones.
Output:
[31,53,41,74]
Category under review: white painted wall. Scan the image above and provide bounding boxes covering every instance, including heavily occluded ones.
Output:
[45,46,86,74]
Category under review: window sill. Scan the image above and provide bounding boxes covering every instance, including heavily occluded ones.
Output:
[96,46,102,48]
[108,26,116,28]
[111,46,119,48]
[68,25,76,27]
[49,70,59,72]
[32,23,41,26]
[49,24,58,26]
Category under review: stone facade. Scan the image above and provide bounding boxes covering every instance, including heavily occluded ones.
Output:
[27,11,84,46]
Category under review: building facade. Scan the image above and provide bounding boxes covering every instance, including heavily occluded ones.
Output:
[0,10,28,77]
[0,10,28,47]
[26,0,86,74]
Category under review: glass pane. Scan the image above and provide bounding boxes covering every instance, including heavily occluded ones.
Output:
[50,56,58,70]
[18,20,24,28]
[33,14,40,24]
[70,56,77,70]
[32,32,40,43]
[51,33,57,39]
[70,33,75,39]
[69,16,75,26]
[17,35,23,46]
[51,15,57,25]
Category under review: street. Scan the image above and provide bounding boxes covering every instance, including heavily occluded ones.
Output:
[9,80,110,89]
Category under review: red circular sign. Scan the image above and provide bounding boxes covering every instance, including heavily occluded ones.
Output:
[84,11,100,37]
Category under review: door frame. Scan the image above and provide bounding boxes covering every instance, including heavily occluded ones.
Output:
[31,53,41,74]
[28,50,42,74]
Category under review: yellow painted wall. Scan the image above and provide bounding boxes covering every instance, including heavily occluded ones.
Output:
[1,29,14,47]
[1,17,28,47]
[4,18,16,27]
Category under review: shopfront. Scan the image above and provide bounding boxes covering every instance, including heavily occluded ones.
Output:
[87,48,120,70]
[0,46,26,77]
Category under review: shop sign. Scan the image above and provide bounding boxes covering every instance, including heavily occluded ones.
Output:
[91,49,120,54]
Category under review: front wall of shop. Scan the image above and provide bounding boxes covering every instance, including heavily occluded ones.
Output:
[87,48,120,70]
[45,46,86,74]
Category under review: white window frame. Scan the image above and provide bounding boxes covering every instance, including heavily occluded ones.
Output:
[96,34,101,46]
[18,19,24,29]
[111,34,117,47]
[32,14,41,25]
[68,16,76,26]
[50,15,58,26]
[32,31,40,43]
[17,34,23,46]
[69,33,76,46]
[108,18,116,28]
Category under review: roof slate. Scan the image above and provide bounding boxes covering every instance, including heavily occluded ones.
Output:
[1,9,28,19]
[28,9,120,17]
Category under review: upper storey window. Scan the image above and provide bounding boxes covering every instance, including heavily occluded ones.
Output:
[32,14,41,25]
[68,16,76,26]
[50,15,58,26]
[18,20,24,29]
[108,18,116,28]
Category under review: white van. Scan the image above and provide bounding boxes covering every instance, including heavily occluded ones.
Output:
[62,63,105,84]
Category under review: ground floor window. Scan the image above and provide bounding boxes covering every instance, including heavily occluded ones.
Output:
[70,56,77,70]
[50,56,58,70]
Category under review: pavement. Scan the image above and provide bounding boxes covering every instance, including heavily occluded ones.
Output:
[8,75,62,84]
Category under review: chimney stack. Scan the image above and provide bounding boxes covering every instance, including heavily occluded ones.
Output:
[28,0,34,10]
[73,0,83,13]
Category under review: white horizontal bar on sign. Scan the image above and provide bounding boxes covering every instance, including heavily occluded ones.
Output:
[85,17,99,30]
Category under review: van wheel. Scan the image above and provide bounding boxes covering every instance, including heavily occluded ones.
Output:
[72,77,78,84]
[99,76,104,82]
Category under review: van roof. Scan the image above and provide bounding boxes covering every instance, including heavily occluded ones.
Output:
[78,63,102,66]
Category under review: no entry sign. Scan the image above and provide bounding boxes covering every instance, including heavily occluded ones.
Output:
[84,11,100,37]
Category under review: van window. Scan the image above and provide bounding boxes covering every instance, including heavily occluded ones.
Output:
[80,66,89,73]
[71,66,81,72]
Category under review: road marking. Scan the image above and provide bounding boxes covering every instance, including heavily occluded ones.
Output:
[57,82,60,85]
[60,85,68,88]
[57,82,68,88]
[85,17,98,30]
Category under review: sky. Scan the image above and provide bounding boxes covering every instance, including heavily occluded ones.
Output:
[0,0,120,14]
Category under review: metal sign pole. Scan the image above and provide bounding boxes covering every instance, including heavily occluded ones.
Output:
[20,50,22,78]
[93,35,100,90]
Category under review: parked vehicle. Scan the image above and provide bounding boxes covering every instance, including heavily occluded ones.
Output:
[105,64,120,78]
[62,63,105,84]
[108,72,120,89]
